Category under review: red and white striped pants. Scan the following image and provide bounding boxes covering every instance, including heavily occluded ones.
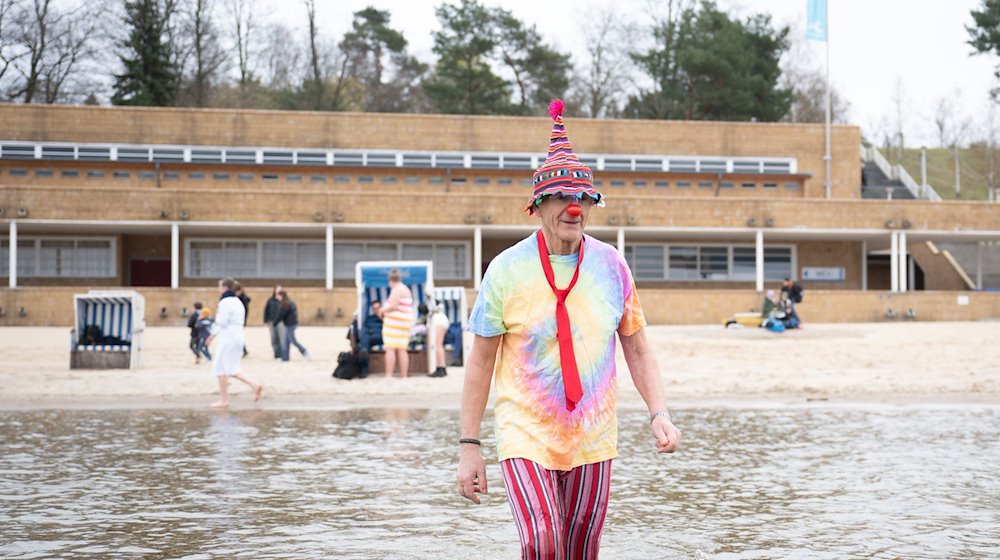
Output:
[500,457,613,560]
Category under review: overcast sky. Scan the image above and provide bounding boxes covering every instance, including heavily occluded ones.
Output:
[270,0,998,147]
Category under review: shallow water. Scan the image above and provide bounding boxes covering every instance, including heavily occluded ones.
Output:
[1,406,998,559]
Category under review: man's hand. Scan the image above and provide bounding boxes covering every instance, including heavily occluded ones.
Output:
[456,446,488,504]
[651,416,682,453]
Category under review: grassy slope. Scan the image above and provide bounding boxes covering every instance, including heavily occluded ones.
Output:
[884,147,997,200]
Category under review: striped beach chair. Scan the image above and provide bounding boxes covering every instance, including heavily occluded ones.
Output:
[70,290,145,369]
[355,261,435,373]
[433,286,468,366]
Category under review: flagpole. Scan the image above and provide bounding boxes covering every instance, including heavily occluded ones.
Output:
[824,0,831,199]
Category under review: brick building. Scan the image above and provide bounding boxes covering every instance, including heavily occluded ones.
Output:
[1,104,999,326]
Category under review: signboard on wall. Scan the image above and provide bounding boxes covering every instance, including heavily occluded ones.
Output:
[801,267,845,282]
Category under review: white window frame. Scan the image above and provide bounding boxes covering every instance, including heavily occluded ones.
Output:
[184,237,471,280]
[0,236,117,278]
[625,242,797,282]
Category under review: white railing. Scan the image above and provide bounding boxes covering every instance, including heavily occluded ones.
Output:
[862,145,943,201]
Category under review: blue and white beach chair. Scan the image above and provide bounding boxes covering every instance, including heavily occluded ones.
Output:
[355,261,435,373]
[70,290,145,369]
[433,286,468,366]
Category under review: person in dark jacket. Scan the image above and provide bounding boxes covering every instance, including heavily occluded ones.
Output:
[276,290,310,361]
[187,301,204,363]
[263,284,284,359]
[235,283,251,357]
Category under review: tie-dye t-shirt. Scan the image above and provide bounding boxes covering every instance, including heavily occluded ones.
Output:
[468,232,646,471]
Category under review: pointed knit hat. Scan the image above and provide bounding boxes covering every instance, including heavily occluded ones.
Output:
[524,99,605,215]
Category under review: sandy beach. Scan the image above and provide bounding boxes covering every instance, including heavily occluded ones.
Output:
[1,322,998,409]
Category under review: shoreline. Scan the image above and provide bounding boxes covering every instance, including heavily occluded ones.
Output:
[1,322,998,411]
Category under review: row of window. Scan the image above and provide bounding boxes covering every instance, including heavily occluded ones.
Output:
[0,238,116,278]
[187,240,470,280]
[623,244,794,281]
[0,237,794,282]
[0,167,801,190]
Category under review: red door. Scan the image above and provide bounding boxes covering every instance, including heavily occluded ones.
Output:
[130,259,171,287]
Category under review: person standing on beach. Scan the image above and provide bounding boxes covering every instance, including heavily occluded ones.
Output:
[263,285,284,359]
[187,301,204,364]
[276,290,310,361]
[456,100,681,559]
[210,277,263,408]
[378,269,414,377]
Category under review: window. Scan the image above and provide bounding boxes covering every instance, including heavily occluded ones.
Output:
[719,182,734,189]
[237,173,254,181]
[520,179,532,186]
[633,180,647,188]
[213,172,230,180]
[286,174,303,182]
[676,181,691,189]
[333,241,470,280]
[668,247,698,279]
[113,171,130,179]
[498,178,512,186]
[784,182,800,190]
[624,245,665,281]
[358,176,374,184]
[2,238,114,278]
[381,176,397,184]
[741,182,756,189]
[655,181,669,188]
[698,181,713,189]
[334,176,350,183]
[61,170,80,178]
[188,172,205,180]
[36,169,53,177]
[262,174,279,182]
[405,176,421,184]
[139,171,155,180]
[10,168,28,177]
[625,244,794,282]
[310,175,327,183]
[428,177,444,184]
[763,183,777,190]
[451,177,467,184]
[163,172,180,180]
[186,239,328,279]
[699,247,728,279]
[610,180,625,188]
[88,170,105,178]
[475,178,490,185]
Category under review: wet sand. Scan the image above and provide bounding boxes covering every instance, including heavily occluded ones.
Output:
[1,322,998,409]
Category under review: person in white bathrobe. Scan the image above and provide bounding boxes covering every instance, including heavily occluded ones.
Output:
[210,277,263,408]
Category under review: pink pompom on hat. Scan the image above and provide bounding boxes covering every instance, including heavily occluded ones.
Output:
[524,99,605,215]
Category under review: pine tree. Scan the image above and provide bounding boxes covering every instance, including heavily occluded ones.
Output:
[112,0,180,106]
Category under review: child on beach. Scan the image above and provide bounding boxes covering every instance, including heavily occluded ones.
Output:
[195,309,214,364]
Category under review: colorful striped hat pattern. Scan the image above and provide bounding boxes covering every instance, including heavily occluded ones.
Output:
[524,99,605,214]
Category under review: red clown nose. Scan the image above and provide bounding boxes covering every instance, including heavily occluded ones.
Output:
[566,204,582,217]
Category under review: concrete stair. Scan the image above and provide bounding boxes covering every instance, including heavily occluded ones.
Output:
[935,242,1000,289]
[862,161,914,200]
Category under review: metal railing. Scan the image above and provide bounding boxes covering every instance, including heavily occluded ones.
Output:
[861,145,943,201]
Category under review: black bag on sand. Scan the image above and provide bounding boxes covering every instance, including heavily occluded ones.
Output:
[333,352,361,380]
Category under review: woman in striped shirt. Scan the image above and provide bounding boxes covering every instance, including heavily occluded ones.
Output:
[379,269,415,377]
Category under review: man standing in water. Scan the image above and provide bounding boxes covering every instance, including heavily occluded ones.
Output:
[457,100,681,559]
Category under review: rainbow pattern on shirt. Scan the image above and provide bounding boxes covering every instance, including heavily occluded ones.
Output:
[469,232,645,470]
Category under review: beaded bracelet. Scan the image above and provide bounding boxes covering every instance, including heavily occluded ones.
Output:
[459,438,482,446]
[650,411,671,424]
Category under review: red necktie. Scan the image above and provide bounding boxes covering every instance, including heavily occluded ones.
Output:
[536,230,585,411]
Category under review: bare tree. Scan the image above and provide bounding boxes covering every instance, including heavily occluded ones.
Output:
[889,77,907,158]
[574,7,635,118]
[0,0,26,85]
[302,0,323,109]
[933,90,972,195]
[230,0,254,92]
[4,0,99,103]
[179,0,226,106]
[779,27,850,124]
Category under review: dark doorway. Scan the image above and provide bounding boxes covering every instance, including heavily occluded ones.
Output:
[130,258,171,287]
